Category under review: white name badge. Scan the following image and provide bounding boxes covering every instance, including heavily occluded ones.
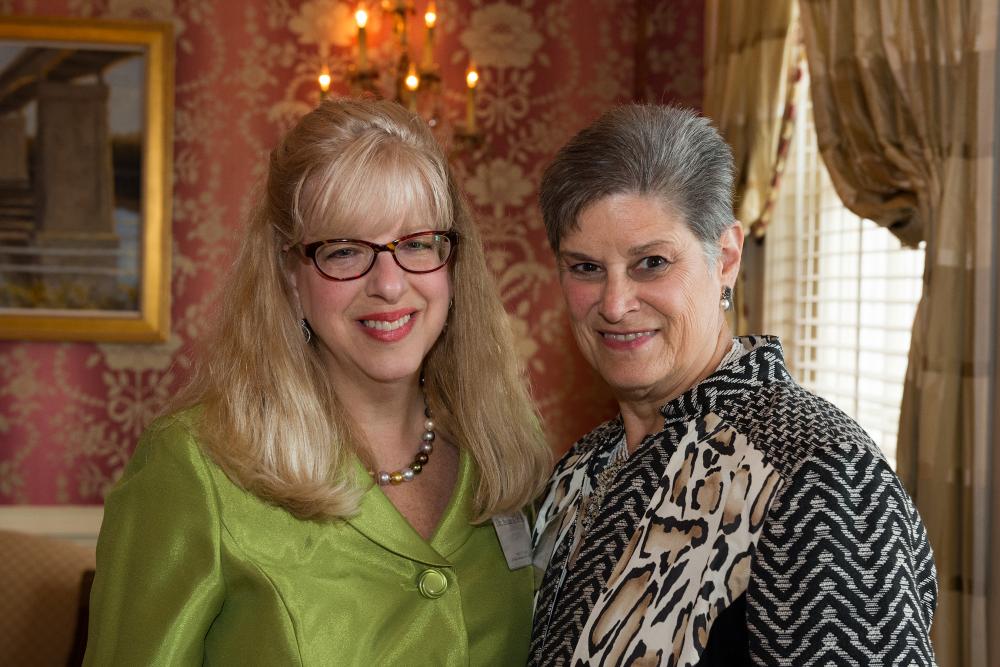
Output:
[492,511,532,570]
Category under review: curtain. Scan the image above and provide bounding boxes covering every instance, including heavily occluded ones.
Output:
[703,0,798,334]
[800,1,998,664]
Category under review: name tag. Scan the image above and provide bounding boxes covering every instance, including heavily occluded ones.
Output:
[492,511,532,570]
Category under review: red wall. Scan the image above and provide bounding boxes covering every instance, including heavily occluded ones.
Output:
[0,0,703,504]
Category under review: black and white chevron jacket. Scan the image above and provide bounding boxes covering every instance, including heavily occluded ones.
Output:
[529,335,936,666]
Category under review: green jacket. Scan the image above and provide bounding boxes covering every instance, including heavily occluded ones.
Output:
[85,411,534,665]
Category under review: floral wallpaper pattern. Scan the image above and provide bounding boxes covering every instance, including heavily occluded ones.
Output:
[0,0,703,504]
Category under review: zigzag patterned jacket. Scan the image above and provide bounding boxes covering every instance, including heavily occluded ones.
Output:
[529,336,937,666]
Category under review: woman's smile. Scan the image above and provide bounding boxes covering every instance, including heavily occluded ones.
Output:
[598,328,658,349]
[357,308,417,341]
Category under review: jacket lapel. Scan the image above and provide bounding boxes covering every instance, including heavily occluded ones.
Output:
[345,453,474,566]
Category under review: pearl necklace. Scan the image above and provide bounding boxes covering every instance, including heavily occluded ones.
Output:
[373,404,436,486]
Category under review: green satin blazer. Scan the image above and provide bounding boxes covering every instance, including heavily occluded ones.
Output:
[84,412,534,665]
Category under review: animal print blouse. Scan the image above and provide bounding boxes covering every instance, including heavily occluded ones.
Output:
[529,336,937,666]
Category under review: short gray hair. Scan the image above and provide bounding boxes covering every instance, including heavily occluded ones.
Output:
[539,105,735,261]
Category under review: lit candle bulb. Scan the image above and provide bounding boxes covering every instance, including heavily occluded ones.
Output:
[318,66,332,99]
[405,61,420,111]
[355,4,369,70]
[465,62,479,134]
[422,2,437,70]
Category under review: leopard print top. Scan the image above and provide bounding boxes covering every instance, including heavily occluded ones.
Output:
[529,336,937,666]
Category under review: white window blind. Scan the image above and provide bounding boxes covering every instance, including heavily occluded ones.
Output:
[762,68,925,469]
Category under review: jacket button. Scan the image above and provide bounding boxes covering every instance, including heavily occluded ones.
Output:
[418,569,448,599]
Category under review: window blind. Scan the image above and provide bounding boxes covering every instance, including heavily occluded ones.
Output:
[762,69,924,469]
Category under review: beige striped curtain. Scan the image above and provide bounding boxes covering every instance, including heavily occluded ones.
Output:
[800,1,998,664]
[703,0,798,334]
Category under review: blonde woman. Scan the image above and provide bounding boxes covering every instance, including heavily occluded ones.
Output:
[85,99,551,665]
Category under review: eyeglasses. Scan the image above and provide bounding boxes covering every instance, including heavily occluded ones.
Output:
[297,230,458,281]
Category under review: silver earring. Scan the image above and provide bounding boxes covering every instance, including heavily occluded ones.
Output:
[720,286,733,312]
[443,298,453,332]
[300,319,312,343]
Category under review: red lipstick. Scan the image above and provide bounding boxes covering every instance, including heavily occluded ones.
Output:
[357,309,417,342]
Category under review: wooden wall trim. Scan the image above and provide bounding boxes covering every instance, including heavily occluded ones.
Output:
[0,505,103,548]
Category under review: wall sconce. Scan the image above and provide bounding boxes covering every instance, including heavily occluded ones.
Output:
[318,65,332,100]
[454,61,480,149]
[317,1,483,152]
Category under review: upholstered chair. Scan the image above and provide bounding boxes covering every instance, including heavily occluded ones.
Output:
[0,530,95,666]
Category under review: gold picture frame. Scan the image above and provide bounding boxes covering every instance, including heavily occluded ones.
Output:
[0,16,173,342]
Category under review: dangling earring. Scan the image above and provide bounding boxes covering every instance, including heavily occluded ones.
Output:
[300,318,312,344]
[442,298,454,333]
[720,286,733,312]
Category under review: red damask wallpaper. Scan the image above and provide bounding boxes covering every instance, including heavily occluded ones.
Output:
[0,0,703,504]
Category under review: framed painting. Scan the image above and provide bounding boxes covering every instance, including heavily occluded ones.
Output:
[0,16,173,342]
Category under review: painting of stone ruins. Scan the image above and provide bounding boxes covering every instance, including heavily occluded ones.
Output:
[0,43,143,312]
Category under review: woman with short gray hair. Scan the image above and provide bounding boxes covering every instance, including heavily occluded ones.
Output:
[529,105,936,666]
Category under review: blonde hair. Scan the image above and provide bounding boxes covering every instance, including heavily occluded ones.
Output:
[172,99,551,521]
